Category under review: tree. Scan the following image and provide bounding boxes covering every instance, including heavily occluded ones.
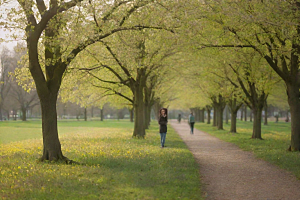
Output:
[67,27,177,138]
[0,46,13,120]
[5,0,166,162]
[198,0,300,150]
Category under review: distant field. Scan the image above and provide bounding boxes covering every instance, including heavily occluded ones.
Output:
[194,120,300,179]
[0,120,203,200]
[0,120,134,144]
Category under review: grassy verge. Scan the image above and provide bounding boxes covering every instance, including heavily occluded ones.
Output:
[0,120,202,200]
[194,120,300,179]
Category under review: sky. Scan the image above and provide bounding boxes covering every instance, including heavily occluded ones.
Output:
[0,0,21,51]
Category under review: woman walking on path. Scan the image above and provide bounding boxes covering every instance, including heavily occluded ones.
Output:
[188,112,195,134]
[159,108,168,148]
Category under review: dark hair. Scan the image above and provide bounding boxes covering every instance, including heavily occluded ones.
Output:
[159,108,168,117]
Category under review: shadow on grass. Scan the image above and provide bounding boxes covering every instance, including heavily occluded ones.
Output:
[1,143,201,200]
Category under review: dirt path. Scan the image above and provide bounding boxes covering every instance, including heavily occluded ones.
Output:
[170,121,300,200]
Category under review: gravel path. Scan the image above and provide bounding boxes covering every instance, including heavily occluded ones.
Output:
[170,121,300,200]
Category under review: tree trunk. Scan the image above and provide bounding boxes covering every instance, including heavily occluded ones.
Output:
[144,104,151,129]
[252,107,263,139]
[287,83,300,151]
[132,68,146,138]
[200,108,205,123]
[240,105,244,121]
[206,106,211,124]
[130,108,134,122]
[133,93,145,138]
[84,107,87,121]
[230,112,237,133]
[250,109,253,122]
[39,95,65,161]
[91,107,94,118]
[100,108,104,121]
[214,95,226,130]
[228,98,242,133]
[225,105,229,124]
[21,106,27,121]
[264,100,268,125]
[213,106,217,127]
[194,108,200,122]
[216,105,225,130]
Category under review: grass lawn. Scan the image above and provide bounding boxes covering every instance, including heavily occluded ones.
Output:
[0,120,203,200]
[194,120,300,179]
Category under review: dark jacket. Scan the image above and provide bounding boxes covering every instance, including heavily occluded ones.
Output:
[159,115,168,133]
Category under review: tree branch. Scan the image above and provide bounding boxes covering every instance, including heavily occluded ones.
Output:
[36,0,47,16]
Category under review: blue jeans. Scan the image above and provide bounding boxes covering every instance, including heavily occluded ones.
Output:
[160,133,166,147]
[190,122,195,134]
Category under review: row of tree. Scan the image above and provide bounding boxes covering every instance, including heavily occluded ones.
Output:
[1,0,182,162]
[0,46,39,121]
[170,0,297,150]
[1,0,299,163]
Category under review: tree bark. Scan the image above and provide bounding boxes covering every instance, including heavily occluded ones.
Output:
[217,106,224,130]
[228,98,242,133]
[129,108,134,122]
[39,94,65,161]
[21,106,27,121]
[213,95,226,130]
[225,105,229,124]
[240,104,244,121]
[230,112,237,133]
[100,108,104,121]
[252,107,263,139]
[287,83,300,151]
[206,105,211,124]
[132,68,146,138]
[200,108,205,123]
[213,105,217,127]
[250,109,253,122]
[144,104,151,129]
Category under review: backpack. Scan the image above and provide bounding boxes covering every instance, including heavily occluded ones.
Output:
[189,115,195,123]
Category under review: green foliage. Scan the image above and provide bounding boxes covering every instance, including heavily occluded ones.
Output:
[195,121,300,179]
[0,120,203,199]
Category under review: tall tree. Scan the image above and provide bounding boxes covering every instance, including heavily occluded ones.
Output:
[6,0,165,162]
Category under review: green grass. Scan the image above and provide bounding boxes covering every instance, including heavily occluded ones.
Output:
[0,120,134,144]
[195,120,300,179]
[0,120,202,200]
